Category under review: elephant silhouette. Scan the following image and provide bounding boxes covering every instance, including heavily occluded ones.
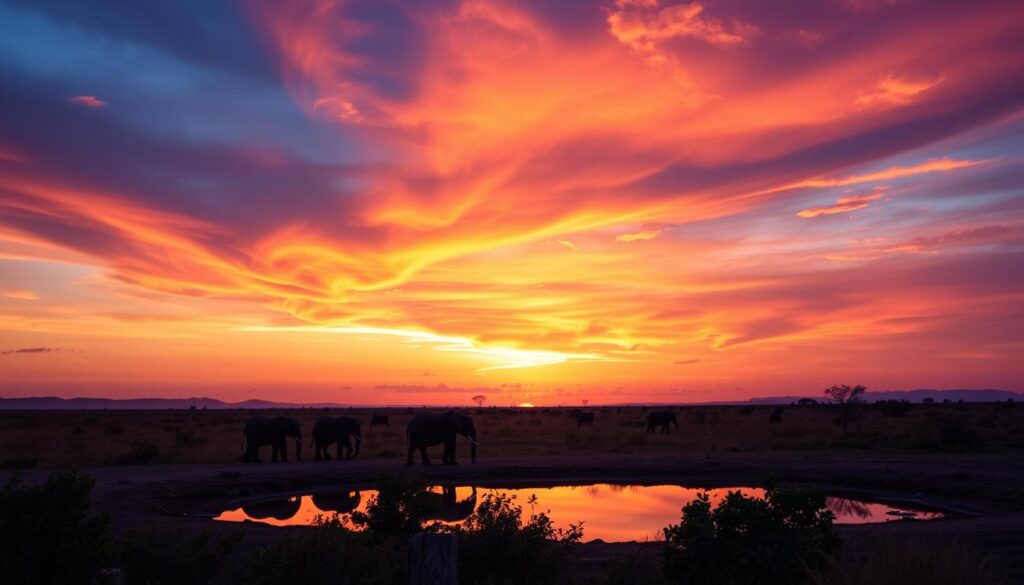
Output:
[311,490,362,515]
[407,412,477,465]
[242,416,302,462]
[241,496,302,522]
[424,486,478,523]
[646,410,678,434]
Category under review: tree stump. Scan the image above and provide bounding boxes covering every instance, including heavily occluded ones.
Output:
[408,532,457,585]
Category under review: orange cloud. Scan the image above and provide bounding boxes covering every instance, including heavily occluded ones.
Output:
[797,191,885,218]
[856,73,944,107]
[0,289,37,300]
[616,230,661,242]
[607,1,758,62]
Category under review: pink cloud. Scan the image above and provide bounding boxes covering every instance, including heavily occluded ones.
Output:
[67,95,107,108]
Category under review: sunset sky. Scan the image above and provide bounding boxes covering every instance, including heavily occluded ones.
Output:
[1,0,1022,405]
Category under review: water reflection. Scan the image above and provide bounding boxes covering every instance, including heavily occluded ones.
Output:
[215,484,943,542]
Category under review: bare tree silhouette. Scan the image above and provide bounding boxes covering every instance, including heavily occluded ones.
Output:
[472,394,486,408]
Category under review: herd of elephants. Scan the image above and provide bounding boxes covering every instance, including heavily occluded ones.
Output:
[241,410,682,465]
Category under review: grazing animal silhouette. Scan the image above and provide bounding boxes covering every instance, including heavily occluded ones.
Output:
[311,490,362,515]
[407,412,477,465]
[242,416,302,462]
[576,411,594,427]
[312,416,361,460]
[646,410,679,434]
[241,497,302,521]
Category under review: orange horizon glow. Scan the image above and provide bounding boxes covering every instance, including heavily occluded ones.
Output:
[0,0,1022,405]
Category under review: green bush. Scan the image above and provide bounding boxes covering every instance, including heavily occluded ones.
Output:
[451,492,583,585]
[0,471,113,585]
[662,486,840,585]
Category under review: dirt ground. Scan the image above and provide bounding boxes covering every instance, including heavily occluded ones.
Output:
[3,406,1023,582]
[2,403,1022,467]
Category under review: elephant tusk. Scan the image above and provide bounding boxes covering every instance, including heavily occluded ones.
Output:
[467,436,478,445]
[355,436,362,443]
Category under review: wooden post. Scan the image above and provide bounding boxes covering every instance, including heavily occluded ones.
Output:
[408,532,457,585]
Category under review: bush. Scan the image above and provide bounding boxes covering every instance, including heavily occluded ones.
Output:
[0,471,113,585]
[224,516,403,585]
[450,492,583,585]
[120,528,240,585]
[349,473,440,541]
[114,442,162,465]
[662,486,840,585]
[922,416,984,452]
[873,400,912,417]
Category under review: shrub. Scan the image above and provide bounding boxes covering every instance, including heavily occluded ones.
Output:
[873,400,912,417]
[922,416,984,452]
[662,486,840,585]
[450,492,583,585]
[349,473,440,541]
[224,516,403,585]
[114,442,162,465]
[0,471,113,584]
[120,528,240,585]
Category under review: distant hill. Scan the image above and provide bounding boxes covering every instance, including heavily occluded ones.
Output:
[744,389,1023,405]
[0,388,1019,409]
[0,396,351,410]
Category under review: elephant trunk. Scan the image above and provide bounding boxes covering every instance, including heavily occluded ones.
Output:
[295,438,303,462]
[467,433,477,463]
[353,434,361,458]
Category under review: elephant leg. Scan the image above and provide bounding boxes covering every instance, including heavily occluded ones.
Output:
[407,443,415,465]
[444,438,457,465]
[280,440,288,462]
[420,446,431,465]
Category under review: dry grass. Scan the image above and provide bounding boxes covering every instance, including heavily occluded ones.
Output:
[809,539,1009,585]
[0,402,1021,467]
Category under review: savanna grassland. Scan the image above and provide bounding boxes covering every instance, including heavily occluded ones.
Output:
[2,402,1022,469]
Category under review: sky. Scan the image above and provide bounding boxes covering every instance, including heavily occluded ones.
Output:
[0,0,1022,406]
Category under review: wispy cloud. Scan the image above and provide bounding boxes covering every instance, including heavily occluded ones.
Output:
[66,95,107,108]
[617,230,661,242]
[0,289,37,300]
[797,191,885,218]
[0,347,61,356]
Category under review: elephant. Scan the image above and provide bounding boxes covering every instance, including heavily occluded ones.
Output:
[407,411,477,465]
[312,416,361,460]
[242,416,302,462]
[370,414,389,427]
[311,490,362,515]
[423,486,478,523]
[241,496,302,521]
[646,410,678,434]
[576,411,594,427]
[768,407,784,424]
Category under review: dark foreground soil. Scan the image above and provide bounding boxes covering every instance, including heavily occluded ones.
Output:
[6,451,1024,582]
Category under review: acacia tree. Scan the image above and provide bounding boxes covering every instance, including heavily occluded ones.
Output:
[824,384,866,432]
[472,394,486,408]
